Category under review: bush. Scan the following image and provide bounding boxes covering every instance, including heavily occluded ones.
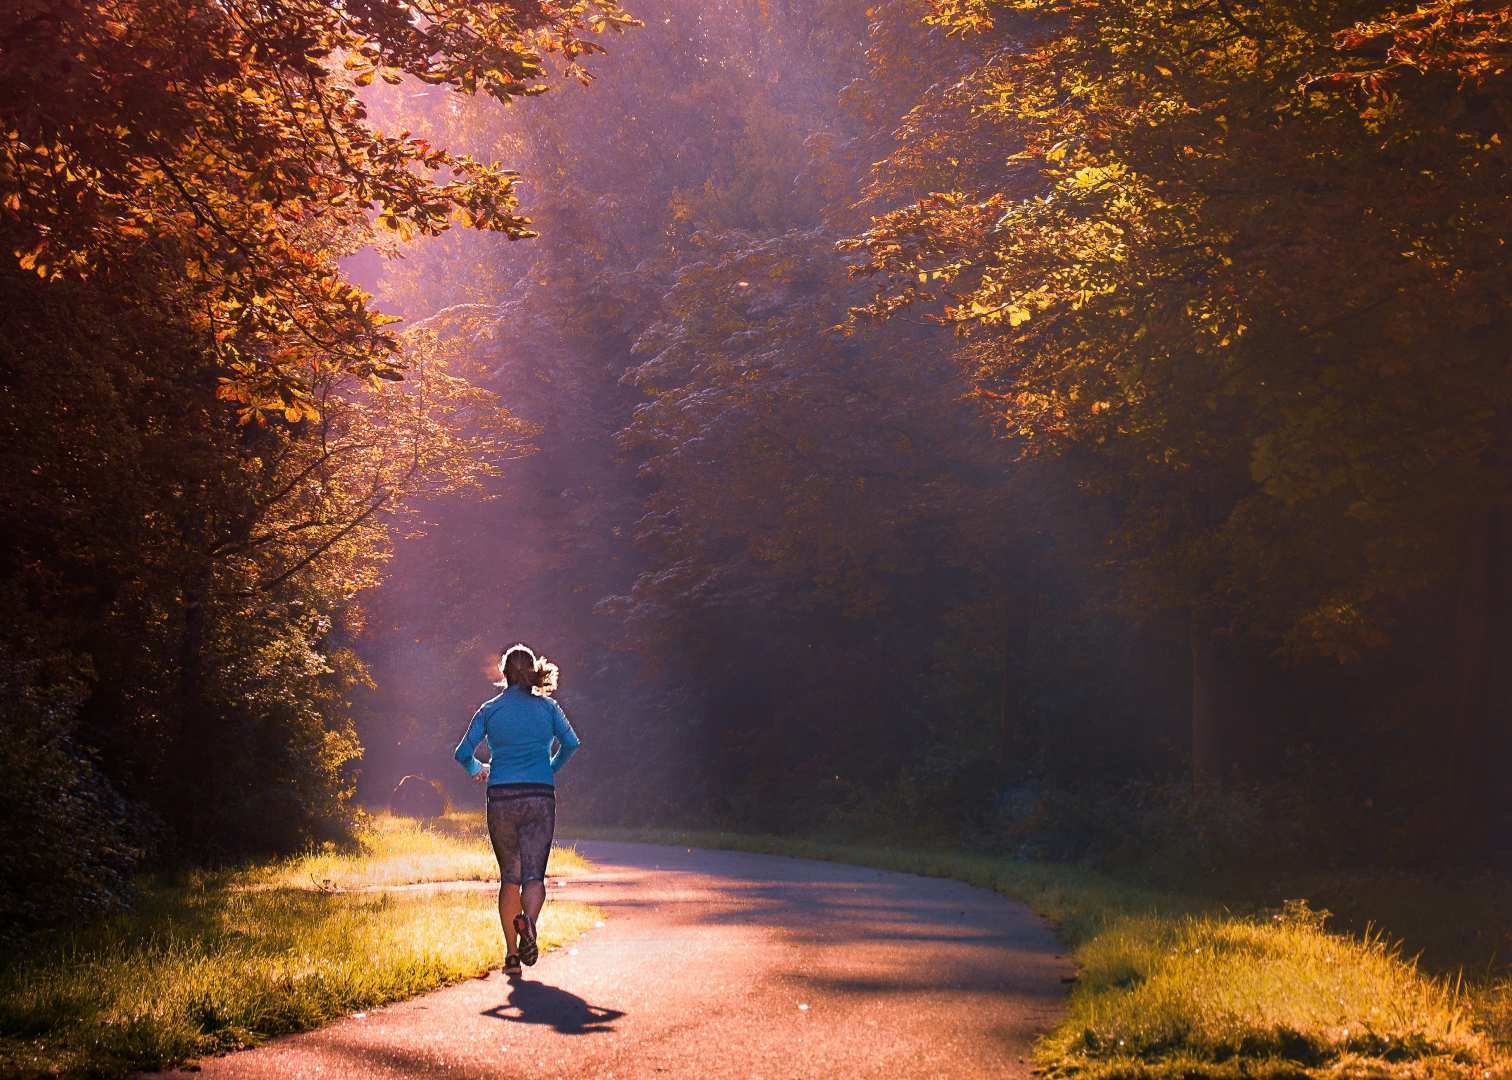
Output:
[822,752,1008,847]
[0,653,149,936]
[977,779,1394,881]
[390,775,449,819]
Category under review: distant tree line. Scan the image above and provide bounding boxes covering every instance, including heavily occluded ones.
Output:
[362,0,1511,868]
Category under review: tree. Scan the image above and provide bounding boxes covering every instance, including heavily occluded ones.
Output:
[346,0,1181,833]
[842,0,1512,797]
[2,0,634,417]
[0,0,635,890]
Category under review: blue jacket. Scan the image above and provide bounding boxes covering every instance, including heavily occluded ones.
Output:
[453,686,580,787]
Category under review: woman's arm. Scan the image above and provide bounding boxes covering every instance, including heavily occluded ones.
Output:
[547,699,580,773]
[453,704,491,781]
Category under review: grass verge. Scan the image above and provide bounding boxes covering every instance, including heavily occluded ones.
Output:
[0,815,599,1077]
[566,826,1506,1078]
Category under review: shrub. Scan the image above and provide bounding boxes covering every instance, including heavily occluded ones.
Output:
[980,779,1383,880]
[0,652,149,936]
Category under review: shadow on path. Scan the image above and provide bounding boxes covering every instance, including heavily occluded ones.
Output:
[481,978,626,1035]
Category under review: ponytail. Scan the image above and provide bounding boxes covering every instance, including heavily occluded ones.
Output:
[531,655,560,695]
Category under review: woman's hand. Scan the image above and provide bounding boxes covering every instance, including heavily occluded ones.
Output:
[473,765,491,784]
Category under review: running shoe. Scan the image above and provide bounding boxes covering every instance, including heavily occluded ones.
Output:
[512,913,539,966]
[503,953,522,976]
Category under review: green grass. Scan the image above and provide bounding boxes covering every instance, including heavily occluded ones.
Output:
[0,814,601,1077]
[566,826,1506,1078]
[1043,909,1483,1078]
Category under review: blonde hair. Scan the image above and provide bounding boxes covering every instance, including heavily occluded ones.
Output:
[495,643,559,695]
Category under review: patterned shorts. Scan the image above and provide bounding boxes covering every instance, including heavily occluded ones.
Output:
[486,784,557,885]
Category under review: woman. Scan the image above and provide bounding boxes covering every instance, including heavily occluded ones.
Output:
[454,643,581,977]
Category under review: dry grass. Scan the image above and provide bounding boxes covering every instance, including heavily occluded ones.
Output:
[252,811,590,891]
[1484,980,1512,1056]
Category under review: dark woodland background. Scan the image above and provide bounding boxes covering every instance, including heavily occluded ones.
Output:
[3,0,1510,932]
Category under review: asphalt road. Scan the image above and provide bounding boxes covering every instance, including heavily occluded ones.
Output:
[174,841,1071,1079]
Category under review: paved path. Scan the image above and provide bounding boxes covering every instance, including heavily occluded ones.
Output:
[175,842,1071,1079]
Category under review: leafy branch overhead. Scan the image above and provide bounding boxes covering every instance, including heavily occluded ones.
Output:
[841,0,1512,658]
[0,0,636,421]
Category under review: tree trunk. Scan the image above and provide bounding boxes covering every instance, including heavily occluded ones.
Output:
[168,584,209,848]
[1190,617,1222,788]
[998,584,1039,775]
[1447,506,1503,842]
[999,628,1014,769]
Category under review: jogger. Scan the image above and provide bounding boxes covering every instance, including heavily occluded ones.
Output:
[454,644,581,975]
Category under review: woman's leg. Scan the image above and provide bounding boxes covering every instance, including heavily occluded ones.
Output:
[517,795,556,926]
[521,879,546,927]
[487,797,526,960]
[500,882,522,955]
[512,795,556,964]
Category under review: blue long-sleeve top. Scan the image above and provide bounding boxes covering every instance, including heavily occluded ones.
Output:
[453,686,580,787]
